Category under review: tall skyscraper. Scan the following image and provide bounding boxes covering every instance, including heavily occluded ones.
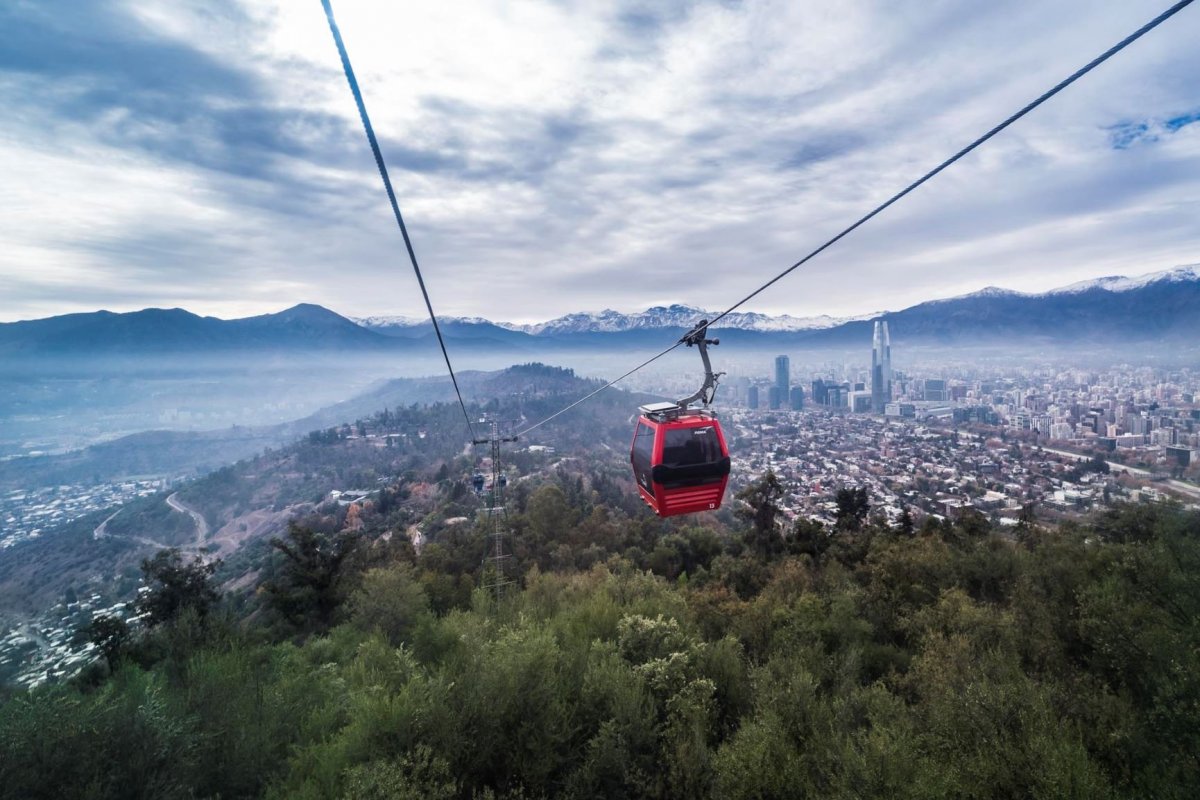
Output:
[774,355,789,402]
[811,379,827,406]
[871,321,892,413]
[747,385,759,409]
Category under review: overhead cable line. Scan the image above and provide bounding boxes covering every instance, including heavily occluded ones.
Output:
[517,0,1195,438]
[321,0,477,440]
[517,345,687,436]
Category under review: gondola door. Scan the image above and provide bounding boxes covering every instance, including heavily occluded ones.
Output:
[631,419,659,509]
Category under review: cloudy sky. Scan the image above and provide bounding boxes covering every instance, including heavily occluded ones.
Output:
[1,0,1197,324]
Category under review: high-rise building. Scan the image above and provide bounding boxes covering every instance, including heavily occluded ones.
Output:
[1166,445,1194,467]
[1151,427,1177,447]
[790,386,805,410]
[1049,422,1074,441]
[850,392,873,413]
[774,355,789,402]
[871,321,892,413]
[747,385,759,409]
[811,379,828,406]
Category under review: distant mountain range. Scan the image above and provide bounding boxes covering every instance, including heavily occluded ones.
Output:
[357,264,1200,349]
[869,265,1200,346]
[355,306,876,335]
[0,303,392,357]
[2,265,1197,359]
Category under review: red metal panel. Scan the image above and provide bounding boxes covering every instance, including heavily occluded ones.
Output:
[659,480,727,516]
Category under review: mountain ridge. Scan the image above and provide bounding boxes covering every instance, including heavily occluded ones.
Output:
[355,264,1200,338]
[2,265,1198,357]
[0,303,395,357]
[355,304,880,335]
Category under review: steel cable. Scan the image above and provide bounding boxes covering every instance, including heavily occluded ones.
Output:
[321,0,477,440]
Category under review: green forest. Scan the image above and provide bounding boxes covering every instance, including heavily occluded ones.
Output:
[1,466,1197,799]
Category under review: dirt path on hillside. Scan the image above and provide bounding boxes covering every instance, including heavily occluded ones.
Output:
[166,493,208,546]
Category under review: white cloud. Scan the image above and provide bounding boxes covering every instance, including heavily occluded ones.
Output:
[1,0,1197,324]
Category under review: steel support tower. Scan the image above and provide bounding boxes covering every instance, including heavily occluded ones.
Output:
[473,420,518,600]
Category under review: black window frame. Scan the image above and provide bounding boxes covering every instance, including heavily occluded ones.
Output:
[631,422,657,492]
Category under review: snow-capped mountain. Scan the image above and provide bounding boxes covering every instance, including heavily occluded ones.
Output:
[516,305,880,335]
[356,266,1200,339]
[871,264,1200,345]
[354,314,498,329]
[939,265,1200,304]
[945,286,1026,301]
[1048,264,1200,295]
[354,304,877,336]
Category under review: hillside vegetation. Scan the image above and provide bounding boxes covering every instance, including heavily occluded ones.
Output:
[1,471,1196,799]
[1,366,1196,798]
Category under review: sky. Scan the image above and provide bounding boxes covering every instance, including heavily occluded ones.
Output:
[1,0,1198,324]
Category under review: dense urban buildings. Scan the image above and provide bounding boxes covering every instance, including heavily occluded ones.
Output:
[723,352,1200,529]
[732,356,1200,504]
[721,321,1200,522]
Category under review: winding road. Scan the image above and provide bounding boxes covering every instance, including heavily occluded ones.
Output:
[166,493,208,547]
[92,494,210,551]
[92,510,120,540]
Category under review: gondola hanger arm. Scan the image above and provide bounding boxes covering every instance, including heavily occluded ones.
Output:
[675,320,724,411]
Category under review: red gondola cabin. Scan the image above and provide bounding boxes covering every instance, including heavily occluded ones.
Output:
[630,402,731,517]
